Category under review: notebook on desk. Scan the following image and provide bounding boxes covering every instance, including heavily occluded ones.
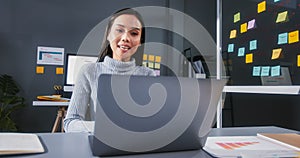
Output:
[89,74,226,156]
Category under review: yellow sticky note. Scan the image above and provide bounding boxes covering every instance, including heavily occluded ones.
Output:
[297,55,300,67]
[155,56,161,63]
[143,54,148,61]
[271,48,282,59]
[288,30,299,44]
[257,1,266,13]
[148,62,154,68]
[230,30,237,39]
[56,67,64,75]
[245,53,253,64]
[276,11,288,23]
[155,63,160,69]
[240,23,247,33]
[36,66,44,74]
[234,12,240,23]
[148,55,155,62]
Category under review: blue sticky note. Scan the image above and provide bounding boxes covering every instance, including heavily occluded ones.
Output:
[238,47,245,56]
[278,32,288,44]
[249,40,257,50]
[261,66,270,76]
[274,0,280,2]
[253,66,261,76]
[228,44,234,52]
[271,65,281,77]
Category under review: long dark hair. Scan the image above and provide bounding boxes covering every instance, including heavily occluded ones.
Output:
[97,8,145,62]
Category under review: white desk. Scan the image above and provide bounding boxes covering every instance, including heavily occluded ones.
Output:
[33,101,69,133]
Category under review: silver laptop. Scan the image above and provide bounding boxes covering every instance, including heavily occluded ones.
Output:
[89,74,226,156]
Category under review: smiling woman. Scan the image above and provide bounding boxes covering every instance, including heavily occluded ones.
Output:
[63,8,156,133]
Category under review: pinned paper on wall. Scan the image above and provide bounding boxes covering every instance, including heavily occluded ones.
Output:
[228,44,234,52]
[271,65,281,77]
[261,66,270,76]
[148,55,155,62]
[36,66,44,74]
[56,67,64,75]
[247,19,256,30]
[274,0,280,2]
[245,53,253,64]
[253,66,261,76]
[142,61,147,67]
[234,12,240,23]
[249,40,258,51]
[271,48,282,59]
[278,32,288,45]
[143,54,148,60]
[155,56,161,62]
[230,30,237,39]
[238,47,245,56]
[240,23,248,33]
[298,55,300,67]
[276,11,288,23]
[257,1,266,13]
[155,63,160,69]
[288,30,299,44]
[148,62,154,68]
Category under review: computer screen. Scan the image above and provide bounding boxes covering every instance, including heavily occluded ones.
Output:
[65,54,98,85]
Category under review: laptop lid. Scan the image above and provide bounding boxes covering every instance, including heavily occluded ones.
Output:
[90,74,226,156]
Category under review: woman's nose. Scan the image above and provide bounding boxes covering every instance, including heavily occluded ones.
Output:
[121,32,130,42]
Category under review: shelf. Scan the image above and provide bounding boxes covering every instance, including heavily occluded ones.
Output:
[223,86,300,95]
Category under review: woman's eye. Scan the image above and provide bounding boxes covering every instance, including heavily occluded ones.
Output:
[131,32,139,36]
[116,29,124,33]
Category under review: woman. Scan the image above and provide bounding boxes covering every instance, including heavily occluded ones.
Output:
[64,8,156,133]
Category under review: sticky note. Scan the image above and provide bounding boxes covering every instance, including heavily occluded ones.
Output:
[247,19,256,30]
[297,55,300,67]
[234,12,240,23]
[240,23,248,33]
[142,61,147,67]
[155,63,160,69]
[276,11,288,23]
[271,65,281,77]
[278,32,288,44]
[230,30,237,39]
[56,67,64,75]
[274,0,280,2]
[155,56,161,62]
[36,66,44,74]
[238,47,245,56]
[143,54,148,60]
[253,66,261,76]
[245,53,253,64]
[261,66,270,76]
[148,62,154,68]
[249,40,257,51]
[271,48,282,59]
[288,30,299,44]
[257,1,266,13]
[228,44,234,52]
[148,55,155,62]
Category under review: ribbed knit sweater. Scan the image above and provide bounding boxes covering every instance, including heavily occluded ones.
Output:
[64,56,156,133]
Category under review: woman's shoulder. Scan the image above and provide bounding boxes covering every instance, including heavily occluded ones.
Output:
[135,66,156,76]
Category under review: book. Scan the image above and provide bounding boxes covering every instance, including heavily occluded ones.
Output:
[257,133,300,151]
[37,95,70,102]
[203,136,299,158]
[0,133,45,155]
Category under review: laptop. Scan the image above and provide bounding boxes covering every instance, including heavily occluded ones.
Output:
[89,74,226,156]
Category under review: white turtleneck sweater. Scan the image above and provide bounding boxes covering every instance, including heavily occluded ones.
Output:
[64,56,156,133]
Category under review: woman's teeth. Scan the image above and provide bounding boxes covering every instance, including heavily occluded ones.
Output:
[120,46,130,50]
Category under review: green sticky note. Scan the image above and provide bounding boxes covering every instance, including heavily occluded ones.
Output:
[271,65,281,77]
[238,47,245,56]
[278,32,288,44]
[228,44,234,52]
[249,40,257,51]
[253,66,261,76]
[261,66,270,76]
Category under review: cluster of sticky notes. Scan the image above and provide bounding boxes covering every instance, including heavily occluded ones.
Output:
[143,54,161,70]
[278,30,299,44]
[253,65,281,77]
[36,66,64,75]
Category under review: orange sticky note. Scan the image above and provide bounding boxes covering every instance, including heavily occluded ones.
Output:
[240,23,247,33]
[245,53,253,64]
[143,54,148,60]
[297,55,300,67]
[36,66,44,74]
[148,55,155,62]
[230,30,237,39]
[271,48,282,59]
[257,1,266,13]
[288,30,299,44]
[56,67,64,75]
[155,56,161,63]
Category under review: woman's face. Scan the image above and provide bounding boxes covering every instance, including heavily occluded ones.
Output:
[107,14,142,62]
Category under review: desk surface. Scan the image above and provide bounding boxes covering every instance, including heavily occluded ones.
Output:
[8,126,299,158]
[32,101,69,106]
